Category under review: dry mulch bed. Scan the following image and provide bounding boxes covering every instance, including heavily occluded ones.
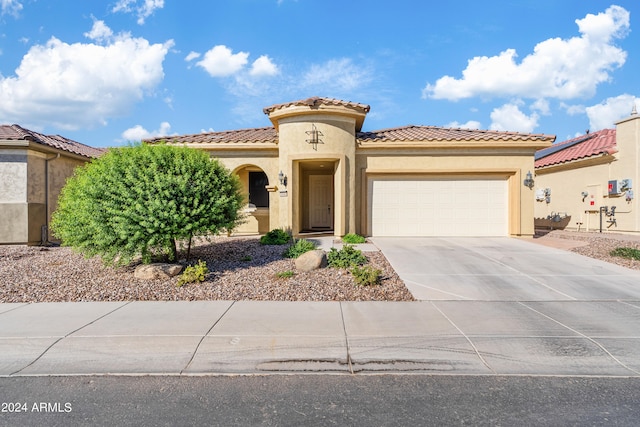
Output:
[0,236,415,303]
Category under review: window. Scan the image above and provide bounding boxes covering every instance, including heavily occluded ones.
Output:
[248,171,269,207]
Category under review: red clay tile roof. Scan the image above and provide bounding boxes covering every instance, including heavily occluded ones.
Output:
[534,129,617,169]
[263,96,371,115]
[0,124,104,158]
[145,127,278,146]
[357,125,555,143]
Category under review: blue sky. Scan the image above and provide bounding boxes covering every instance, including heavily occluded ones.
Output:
[0,1,638,147]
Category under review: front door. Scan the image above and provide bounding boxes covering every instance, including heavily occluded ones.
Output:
[309,175,333,229]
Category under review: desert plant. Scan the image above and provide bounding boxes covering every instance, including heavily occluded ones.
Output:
[177,260,209,287]
[342,233,366,244]
[241,255,252,262]
[327,244,367,269]
[276,270,295,279]
[283,238,318,258]
[260,228,291,245]
[351,265,382,286]
[51,143,243,266]
[610,247,640,261]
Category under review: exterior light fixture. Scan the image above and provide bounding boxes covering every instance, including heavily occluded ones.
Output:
[523,171,534,189]
[278,170,287,188]
[305,124,323,150]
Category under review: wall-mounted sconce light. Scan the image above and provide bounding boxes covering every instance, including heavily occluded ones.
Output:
[581,191,589,202]
[305,124,323,151]
[278,170,287,188]
[523,171,535,189]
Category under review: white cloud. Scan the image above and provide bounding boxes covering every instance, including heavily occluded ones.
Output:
[112,0,164,25]
[531,98,550,115]
[1,0,22,16]
[423,5,629,101]
[250,55,279,77]
[585,94,639,131]
[84,20,114,43]
[121,121,173,141]
[196,45,249,77]
[0,23,173,130]
[563,103,586,116]
[446,120,482,130]
[302,58,372,92]
[185,51,201,62]
[490,103,539,133]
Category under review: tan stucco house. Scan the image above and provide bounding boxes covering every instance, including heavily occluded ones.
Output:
[0,125,104,245]
[147,97,553,238]
[534,107,640,233]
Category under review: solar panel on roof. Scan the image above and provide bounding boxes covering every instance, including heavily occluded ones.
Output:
[534,134,593,160]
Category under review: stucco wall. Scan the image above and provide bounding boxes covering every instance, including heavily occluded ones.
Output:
[0,150,29,243]
[0,146,91,245]
[276,114,357,236]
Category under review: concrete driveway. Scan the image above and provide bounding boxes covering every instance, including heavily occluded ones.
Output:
[371,237,640,301]
[368,237,640,376]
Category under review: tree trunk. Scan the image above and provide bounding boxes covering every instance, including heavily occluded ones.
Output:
[169,238,178,262]
[186,234,193,262]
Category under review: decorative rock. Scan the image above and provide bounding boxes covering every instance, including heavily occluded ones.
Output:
[134,263,183,280]
[295,250,327,272]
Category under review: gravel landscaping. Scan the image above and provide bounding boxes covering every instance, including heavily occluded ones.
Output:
[0,236,414,303]
[538,229,640,270]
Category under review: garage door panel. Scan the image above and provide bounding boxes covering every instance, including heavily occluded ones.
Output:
[370,177,508,237]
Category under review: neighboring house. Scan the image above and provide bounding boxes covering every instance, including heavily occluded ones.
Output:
[534,107,640,233]
[0,125,104,245]
[146,97,554,238]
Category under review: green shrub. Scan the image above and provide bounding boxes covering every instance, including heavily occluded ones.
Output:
[610,247,640,261]
[51,143,243,265]
[241,255,252,262]
[260,228,291,245]
[177,260,208,287]
[327,244,367,269]
[342,233,366,244]
[283,238,318,258]
[351,265,382,286]
[276,270,295,279]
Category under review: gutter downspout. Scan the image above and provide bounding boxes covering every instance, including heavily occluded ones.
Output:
[42,153,60,245]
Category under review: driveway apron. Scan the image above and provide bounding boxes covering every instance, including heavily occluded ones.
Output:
[371,237,640,376]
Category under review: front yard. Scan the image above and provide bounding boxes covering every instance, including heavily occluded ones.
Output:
[0,236,415,303]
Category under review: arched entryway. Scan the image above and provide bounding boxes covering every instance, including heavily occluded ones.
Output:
[233,165,271,235]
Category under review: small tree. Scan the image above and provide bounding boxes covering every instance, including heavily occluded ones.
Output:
[51,143,244,265]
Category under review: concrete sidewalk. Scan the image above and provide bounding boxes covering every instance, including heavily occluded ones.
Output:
[2,299,640,377]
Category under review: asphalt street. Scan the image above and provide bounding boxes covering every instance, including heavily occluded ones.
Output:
[2,375,640,426]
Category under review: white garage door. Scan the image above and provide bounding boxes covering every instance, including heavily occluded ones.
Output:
[370,177,508,237]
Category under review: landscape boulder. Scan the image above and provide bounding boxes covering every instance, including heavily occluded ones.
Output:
[295,250,327,272]
[134,263,184,280]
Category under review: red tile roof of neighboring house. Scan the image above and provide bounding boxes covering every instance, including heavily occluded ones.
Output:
[145,127,278,146]
[263,96,371,115]
[357,125,555,143]
[0,124,104,158]
[534,129,617,169]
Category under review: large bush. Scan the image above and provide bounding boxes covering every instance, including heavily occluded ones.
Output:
[51,143,244,265]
